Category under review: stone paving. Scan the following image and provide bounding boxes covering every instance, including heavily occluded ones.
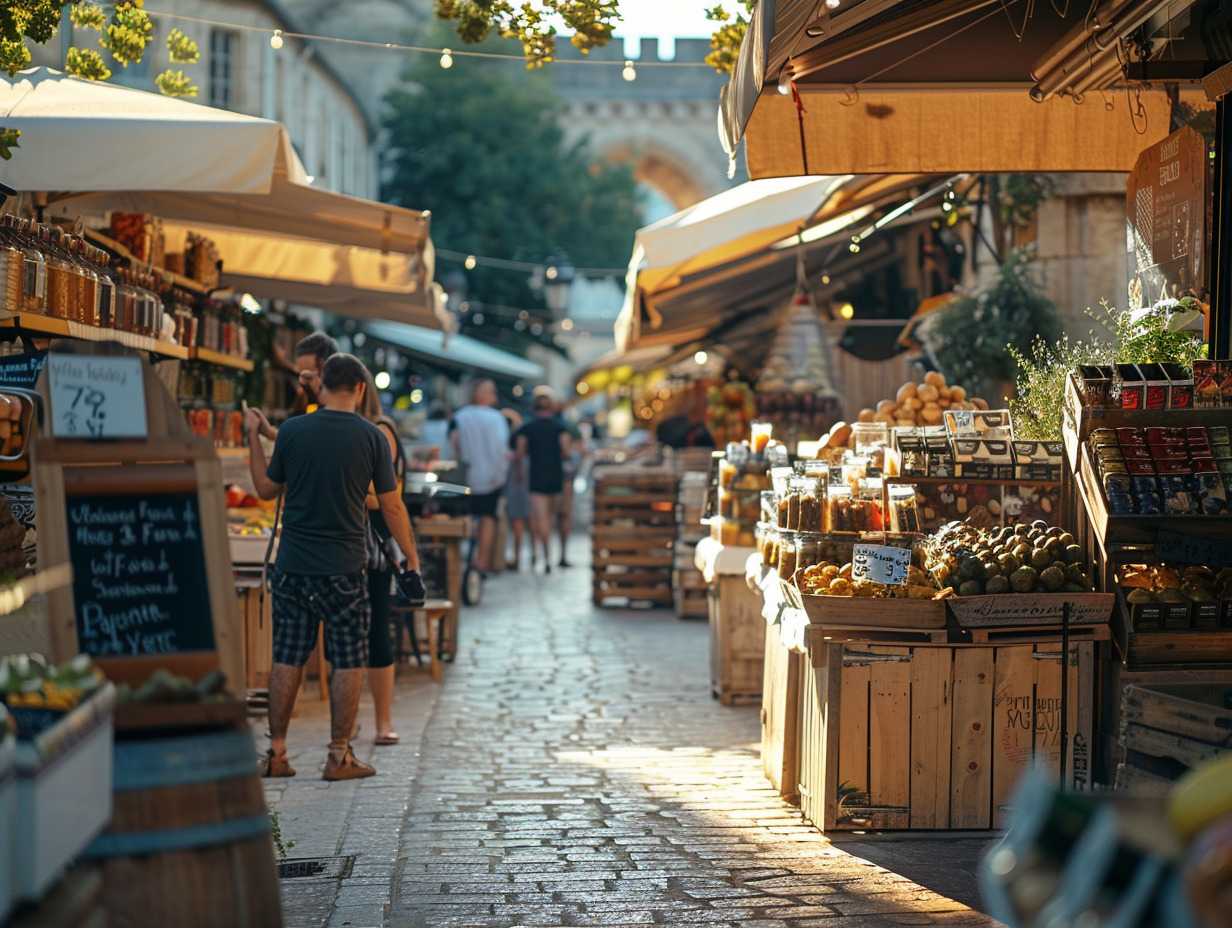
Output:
[262,548,1003,928]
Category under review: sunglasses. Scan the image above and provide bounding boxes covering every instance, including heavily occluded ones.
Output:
[298,370,321,384]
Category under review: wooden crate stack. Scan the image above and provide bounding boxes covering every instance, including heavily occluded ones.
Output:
[1115,680,1232,793]
[673,472,708,619]
[592,467,677,607]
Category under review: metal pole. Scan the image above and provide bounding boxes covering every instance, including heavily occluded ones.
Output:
[1059,600,1070,791]
[1212,94,1232,360]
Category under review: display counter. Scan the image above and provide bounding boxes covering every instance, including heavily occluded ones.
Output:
[694,537,763,705]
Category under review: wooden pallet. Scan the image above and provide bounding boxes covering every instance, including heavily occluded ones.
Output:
[1115,681,1232,788]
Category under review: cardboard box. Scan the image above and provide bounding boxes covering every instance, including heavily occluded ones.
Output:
[954,439,1015,480]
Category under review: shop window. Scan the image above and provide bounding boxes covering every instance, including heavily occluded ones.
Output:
[209,30,238,110]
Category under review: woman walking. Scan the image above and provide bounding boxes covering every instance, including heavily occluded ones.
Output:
[361,368,406,745]
[501,408,531,570]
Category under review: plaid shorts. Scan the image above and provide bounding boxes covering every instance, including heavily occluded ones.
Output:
[269,568,370,669]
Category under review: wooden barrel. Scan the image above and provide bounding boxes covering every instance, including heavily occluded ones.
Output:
[82,728,282,928]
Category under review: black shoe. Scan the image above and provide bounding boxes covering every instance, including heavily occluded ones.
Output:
[544,564,551,574]
[558,559,571,568]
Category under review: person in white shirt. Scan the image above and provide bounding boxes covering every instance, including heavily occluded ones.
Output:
[450,379,510,573]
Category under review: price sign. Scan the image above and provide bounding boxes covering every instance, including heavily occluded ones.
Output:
[48,354,147,439]
[1155,529,1232,568]
[852,544,912,586]
[0,348,47,388]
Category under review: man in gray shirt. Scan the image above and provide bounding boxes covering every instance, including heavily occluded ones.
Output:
[247,354,423,780]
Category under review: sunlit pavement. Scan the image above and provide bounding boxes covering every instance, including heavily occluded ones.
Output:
[263,541,1002,928]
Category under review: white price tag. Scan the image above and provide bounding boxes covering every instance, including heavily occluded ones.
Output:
[48,354,147,439]
[851,544,911,586]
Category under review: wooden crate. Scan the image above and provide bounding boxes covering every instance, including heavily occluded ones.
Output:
[1115,680,1232,791]
[797,640,1094,832]
[237,583,271,691]
[709,576,766,705]
[761,625,801,799]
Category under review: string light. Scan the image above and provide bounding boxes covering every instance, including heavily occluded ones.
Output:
[839,302,854,319]
[436,249,625,276]
[820,274,831,284]
[694,350,708,365]
[849,235,861,254]
[440,48,453,69]
[145,10,715,74]
[777,66,793,95]
[464,254,477,270]
[826,0,841,8]
[269,29,283,49]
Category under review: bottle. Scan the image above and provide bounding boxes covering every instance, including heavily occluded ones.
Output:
[92,245,116,328]
[12,219,46,315]
[40,225,74,319]
[0,216,26,313]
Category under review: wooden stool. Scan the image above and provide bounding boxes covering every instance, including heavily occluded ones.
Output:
[421,599,453,682]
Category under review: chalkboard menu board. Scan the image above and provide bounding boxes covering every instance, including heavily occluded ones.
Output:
[66,491,215,657]
[0,349,47,389]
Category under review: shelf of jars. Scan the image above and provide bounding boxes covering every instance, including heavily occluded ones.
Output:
[0,217,250,370]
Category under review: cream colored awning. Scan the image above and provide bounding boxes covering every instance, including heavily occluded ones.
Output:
[719,0,1208,178]
[161,222,446,329]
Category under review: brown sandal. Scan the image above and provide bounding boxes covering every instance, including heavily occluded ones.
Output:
[259,749,296,778]
[374,732,400,745]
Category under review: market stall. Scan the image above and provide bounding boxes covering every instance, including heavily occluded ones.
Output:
[0,68,452,925]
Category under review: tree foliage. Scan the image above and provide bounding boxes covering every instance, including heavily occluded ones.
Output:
[432,0,752,72]
[1,1,200,157]
[382,44,641,354]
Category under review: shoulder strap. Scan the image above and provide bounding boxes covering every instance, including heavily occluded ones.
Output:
[376,416,406,479]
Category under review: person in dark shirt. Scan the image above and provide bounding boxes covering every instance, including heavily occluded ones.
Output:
[246,353,423,781]
[513,394,571,573]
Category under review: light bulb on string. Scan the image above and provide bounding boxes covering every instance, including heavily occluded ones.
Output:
[440,48,453,69]
[777,66,793,95]
[849,235,861,254]
[826,0,840,8]
[820,274,831,285]
[464,254,477,270]
[622,60,637,82]
[839,302,855,319]
[270,29,284,49]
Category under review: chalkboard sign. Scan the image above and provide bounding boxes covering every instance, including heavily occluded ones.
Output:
[0,349,47,389]
[66,491,215,657]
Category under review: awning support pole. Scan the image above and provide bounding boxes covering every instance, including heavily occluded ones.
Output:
[1209,72,1232,360]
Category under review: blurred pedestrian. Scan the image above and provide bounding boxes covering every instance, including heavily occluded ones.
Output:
[360,368,407,745]
[450,378,509,574]
[500,408,530,570]
[513,394,571,573]
[419,403,453,461]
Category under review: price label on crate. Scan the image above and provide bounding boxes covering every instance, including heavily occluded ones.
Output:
[851,544,911,586]
[1155,529,1232,568]
[48,354,147,439]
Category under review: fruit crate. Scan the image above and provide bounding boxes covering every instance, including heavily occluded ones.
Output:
[798,640,1094,832]
[1115,680,1232,792]
[592,468,678,608]
[15,683,115,900]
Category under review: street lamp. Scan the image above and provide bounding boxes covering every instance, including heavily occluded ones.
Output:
[542,250,575,318]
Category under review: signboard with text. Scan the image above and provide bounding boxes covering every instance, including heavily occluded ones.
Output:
[852,544,911,586]
[48,354,148,439]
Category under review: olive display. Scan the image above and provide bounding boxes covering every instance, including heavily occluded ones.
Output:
[922,519,1093,596]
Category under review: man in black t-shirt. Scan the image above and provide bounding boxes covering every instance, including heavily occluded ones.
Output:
[513,394,571,573]
[246,354,422,781]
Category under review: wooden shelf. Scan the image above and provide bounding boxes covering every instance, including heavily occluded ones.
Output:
[190,346,253,371]
[885,476,1059,488]
[0,312,190,359]
[85,229,214,297]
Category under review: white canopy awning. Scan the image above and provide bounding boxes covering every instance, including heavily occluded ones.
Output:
[0,67,303,192]
[616,173,937,350]
[0,69,440,328]
[363,321,544,382]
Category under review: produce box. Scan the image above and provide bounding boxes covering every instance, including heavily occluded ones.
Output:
[947,592,1114,630]
[14,684,115,900]
[1116,681,1232,790]
[796,588,946,629]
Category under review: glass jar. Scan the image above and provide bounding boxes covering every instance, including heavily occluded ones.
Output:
[0,218,25,314]
[852,422,890,456]
[40,226,74,319]
[887,485,921,534]
[777,533,798,581]
[750,421,773,455]
[14,220,47,315]
[798,476,825,533]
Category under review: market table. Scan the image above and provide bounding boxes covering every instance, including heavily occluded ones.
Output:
[411,515,470,659]
[694,536,763,705]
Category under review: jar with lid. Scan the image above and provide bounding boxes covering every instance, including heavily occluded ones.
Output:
[777,533,798,581]
[798,475,825,532]
[40,226,74,319]
[851,422,890,456]
[887,485,921,533]
[13,220,47,315]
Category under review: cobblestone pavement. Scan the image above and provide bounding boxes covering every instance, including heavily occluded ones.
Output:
[265,547,1003,928]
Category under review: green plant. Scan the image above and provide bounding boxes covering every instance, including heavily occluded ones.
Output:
[1006,297,1209,440]
[1008,334,1111,440]
[920,252,1061,401]
[269,809,295,860]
